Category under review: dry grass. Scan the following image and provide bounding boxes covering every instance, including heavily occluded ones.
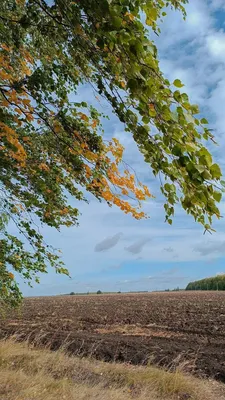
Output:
[0,339,224,400]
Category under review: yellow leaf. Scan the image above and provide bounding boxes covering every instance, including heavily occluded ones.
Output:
[125,12,135,21]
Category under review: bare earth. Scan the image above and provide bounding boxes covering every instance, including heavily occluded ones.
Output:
[1,291,225,382]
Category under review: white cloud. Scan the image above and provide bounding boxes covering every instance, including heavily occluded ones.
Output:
[207,32,225,60]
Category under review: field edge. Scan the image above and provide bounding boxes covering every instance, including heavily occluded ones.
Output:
[0,339,225,400]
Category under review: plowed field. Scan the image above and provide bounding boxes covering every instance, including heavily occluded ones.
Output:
[1,292,225,381]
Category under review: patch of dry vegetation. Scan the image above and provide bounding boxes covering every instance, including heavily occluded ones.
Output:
[0,340,224,400]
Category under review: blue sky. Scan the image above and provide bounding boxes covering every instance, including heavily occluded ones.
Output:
[21,0,225,296]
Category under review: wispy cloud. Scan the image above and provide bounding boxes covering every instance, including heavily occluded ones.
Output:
[163,247,174,253]
[94,232,123,252]
[125,238,150,255]
[193,241,225,256]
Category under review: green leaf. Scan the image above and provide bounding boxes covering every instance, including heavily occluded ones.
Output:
[202,170,212,180]
[145,7,158,24]
[182,102,190,111]
[149,109,157,117]
[195,165,205,173]
[111,16,122,29]
[200,118,208,124]
[190,104,199,115]
[210,163,222,179]
[142,116,150,124]
[177,107,183,114]
[173,79,184,88]
[213,191,222,202]
[181,93,189,102]
[173,90,181,102]
[186,142,197,152]
[199,148,213,167]
[164,183,171,192]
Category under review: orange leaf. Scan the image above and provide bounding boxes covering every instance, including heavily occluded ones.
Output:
[92,119,98,128]
[79,113,89,122]
[22,136,30,142]
[0,100,9,107]
[26,113,34,122]
[60,207,69,215]
[39,163,49,171]
[22,98,31,106]
[1,43,11,52]
[53,122,62,133]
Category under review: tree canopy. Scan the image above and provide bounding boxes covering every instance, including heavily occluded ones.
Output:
[186,275,225,291]
[0,0,223,306]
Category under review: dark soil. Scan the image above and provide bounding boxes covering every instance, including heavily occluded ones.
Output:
[1,292,225,382]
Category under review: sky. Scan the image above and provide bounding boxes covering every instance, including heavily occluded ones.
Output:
[20,0,225,296]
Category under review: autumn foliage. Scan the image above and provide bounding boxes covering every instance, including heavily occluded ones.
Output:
[0,0,223,306]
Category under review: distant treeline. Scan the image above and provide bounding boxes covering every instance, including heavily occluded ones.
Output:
[67,290,149,296]
[186,275,225,291]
